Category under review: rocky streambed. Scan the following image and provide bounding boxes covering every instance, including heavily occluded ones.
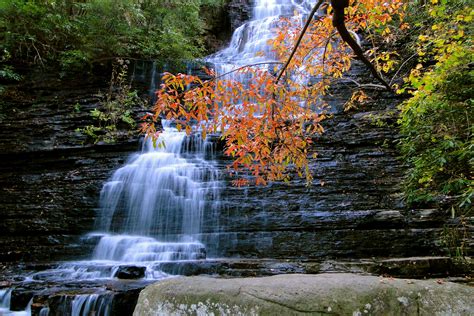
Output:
[1,256,472,315]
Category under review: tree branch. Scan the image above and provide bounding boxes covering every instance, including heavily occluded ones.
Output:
[330,0,392,91]
[338,77,388,90]
[214,62,284,81]
[275,0,325,84]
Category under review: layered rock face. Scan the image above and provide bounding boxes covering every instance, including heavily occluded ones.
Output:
[204,91,448,259]
[0,70,142,262]
[0,65,451,264]
[227,0,253,30]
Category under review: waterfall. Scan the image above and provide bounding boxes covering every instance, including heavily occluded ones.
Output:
[71,294,113,316]
[207,0,317,75]
[97,123,218,238]
[83,0,318,279]
[87,120,221,276]
[3,1,319,315]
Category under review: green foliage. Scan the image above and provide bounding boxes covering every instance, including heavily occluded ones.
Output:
[77,59,146,144]
[398,1,473,215]
[0,49,21,84]
[0,0,222,71]
[0,65,21,82]
[0,49,22,119]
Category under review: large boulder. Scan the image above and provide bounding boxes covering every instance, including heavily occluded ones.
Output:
[134,273,473,315]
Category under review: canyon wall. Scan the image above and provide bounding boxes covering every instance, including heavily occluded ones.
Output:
[0,63,449,263]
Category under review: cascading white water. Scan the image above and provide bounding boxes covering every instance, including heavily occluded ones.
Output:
[90,121,220,270]
[97,124,218,238]
[71,293,113,316]
[206,0,317,75]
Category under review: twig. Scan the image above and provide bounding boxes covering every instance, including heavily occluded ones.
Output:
[275,0,325,84]
[296,30,336,68]
[389,53,418,86]
[321,35,333,73]
[214,62,284,81]
[338,77,388,90]
[31,42,44,66]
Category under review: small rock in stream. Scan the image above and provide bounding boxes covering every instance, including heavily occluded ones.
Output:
[114,266,146,279]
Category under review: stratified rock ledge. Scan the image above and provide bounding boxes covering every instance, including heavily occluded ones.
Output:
[134,273,473,315]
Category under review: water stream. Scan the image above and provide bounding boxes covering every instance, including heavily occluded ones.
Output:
[206,0,316,76]
[2,1,317,315]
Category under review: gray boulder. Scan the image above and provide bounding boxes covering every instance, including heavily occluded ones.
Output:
[134,273,473,315]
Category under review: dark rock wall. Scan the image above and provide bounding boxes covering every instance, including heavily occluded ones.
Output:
[205,97,447,259]
[0,72,141,262]
[227,0,253,30]
[0,73,449,262]
[0,69,450,263]
[201,0,253,52]
[201,3,232,53]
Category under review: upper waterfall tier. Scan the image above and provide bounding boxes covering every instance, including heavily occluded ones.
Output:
[206,0,317,70]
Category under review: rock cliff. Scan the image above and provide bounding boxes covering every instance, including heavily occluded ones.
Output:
[0,64,452,264]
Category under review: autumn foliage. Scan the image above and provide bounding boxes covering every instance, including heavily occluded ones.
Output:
[141,0,407,185]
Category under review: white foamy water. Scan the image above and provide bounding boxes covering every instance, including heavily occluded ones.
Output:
[31,122,221,282]
[206,0,317,75]
[88,122,220,271]
[71,293,113,316]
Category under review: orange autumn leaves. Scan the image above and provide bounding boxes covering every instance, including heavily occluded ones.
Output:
[141,0,406,186]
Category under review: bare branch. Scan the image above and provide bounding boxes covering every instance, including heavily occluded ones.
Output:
[214,62,284,81]
[389,53,418,86]
[275,0,326,84]
[338,77,388,90]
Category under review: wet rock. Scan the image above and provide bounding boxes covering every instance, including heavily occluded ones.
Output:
[228,0,253,30]
[10,289,34,311]
[157,259,312,277]
[109,288,143,316]
[7,278,153,315]
[0,60,460,263]
[367,257,474,279]
[114,266,146,280]
[0,68,147,263]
